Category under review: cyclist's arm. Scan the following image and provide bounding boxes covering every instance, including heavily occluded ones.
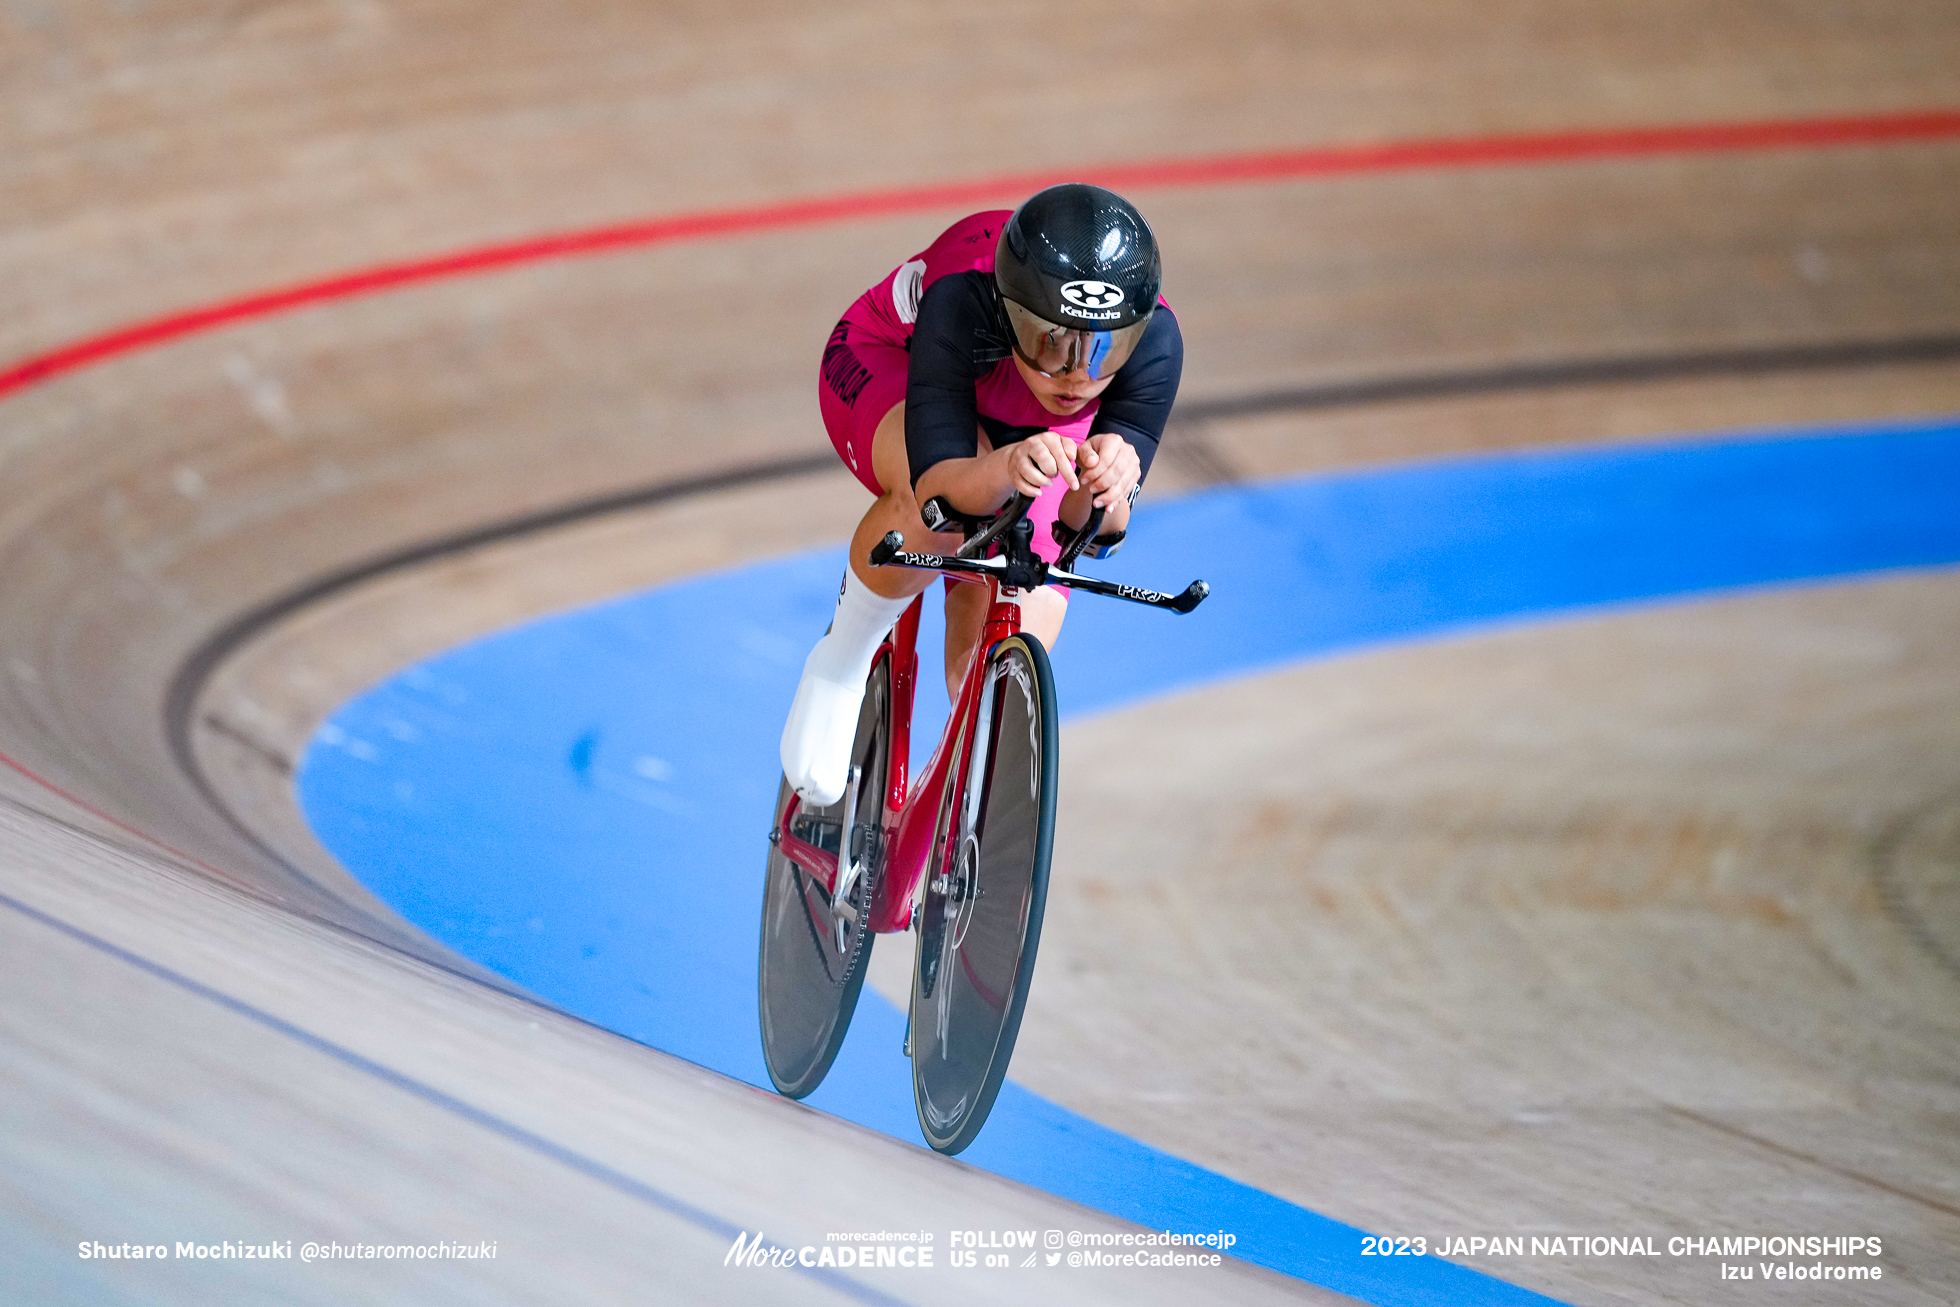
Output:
[904,274,994,501]
[912,443,1032,516]
[906,275,1181,527]
[904,274,1070,512]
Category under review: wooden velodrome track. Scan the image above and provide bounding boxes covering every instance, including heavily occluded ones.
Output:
[5,3,1959,1303]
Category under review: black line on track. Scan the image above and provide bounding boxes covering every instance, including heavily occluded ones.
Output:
[160,451,838,944]
[199,711,294,776]
[0,885,914,1307]
[1663,1105,1960,1223]
[1171,332,1960,428]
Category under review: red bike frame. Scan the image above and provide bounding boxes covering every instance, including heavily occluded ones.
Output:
[772,491,1205,939]
[773,571,1023,935]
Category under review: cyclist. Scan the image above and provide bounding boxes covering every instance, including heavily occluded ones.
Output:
[781,182,1183,806]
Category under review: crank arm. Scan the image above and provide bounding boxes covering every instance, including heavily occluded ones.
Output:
[834,764,863,907]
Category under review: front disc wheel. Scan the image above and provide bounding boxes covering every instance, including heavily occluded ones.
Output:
[911,634,1057,1154]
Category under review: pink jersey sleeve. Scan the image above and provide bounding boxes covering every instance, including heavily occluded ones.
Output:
[883,211,1012,331]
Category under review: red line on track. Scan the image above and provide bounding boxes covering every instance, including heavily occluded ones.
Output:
[4,108,1958,403]
[0,752,258,893]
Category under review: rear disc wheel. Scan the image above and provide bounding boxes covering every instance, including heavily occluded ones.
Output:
[758,656,889,1098]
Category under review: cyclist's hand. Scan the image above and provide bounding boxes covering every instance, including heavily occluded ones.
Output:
[1003,429,1081,497]
[1074,433,1140,512]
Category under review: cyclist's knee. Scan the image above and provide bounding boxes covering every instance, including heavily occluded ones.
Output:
[867,486,914,534]
[878,483,958,548]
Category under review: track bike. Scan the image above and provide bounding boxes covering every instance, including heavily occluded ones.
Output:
[758,490,1207,1154]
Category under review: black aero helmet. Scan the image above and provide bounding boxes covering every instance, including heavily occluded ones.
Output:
[995,183,1161,380]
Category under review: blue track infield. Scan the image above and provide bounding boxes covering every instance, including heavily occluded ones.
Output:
[300,416,1960,1304]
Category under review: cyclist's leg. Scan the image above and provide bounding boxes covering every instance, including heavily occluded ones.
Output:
[853,402,960,597]
[941,464,1070,701]
[944,581,1064,704]
[784,396,959,805]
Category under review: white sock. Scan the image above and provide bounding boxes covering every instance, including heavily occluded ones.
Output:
[780,569,912,806]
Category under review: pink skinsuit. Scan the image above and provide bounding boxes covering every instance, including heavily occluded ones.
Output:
[817,211,1097,568]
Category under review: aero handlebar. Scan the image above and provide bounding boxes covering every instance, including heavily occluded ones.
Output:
[871,493,1209,615]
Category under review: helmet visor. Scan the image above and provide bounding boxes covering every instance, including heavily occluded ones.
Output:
[1001,298,1152,380]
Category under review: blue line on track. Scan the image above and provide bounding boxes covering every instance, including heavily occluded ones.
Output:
[299,416,1960,1305]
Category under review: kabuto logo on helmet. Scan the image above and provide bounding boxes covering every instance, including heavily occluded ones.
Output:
[996,183,1162,345]
[1060,280,1126,310]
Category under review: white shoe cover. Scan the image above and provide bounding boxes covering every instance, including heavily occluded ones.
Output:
[781,569,910,807]
[780,661,864,808]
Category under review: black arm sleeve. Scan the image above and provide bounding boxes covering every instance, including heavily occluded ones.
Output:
[904,274,997,490]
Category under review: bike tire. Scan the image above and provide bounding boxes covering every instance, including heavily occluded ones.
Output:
[758,654,889,1099]
[910,633,1058,1155]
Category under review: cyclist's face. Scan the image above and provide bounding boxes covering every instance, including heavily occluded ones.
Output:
[1011,353,1119,416]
